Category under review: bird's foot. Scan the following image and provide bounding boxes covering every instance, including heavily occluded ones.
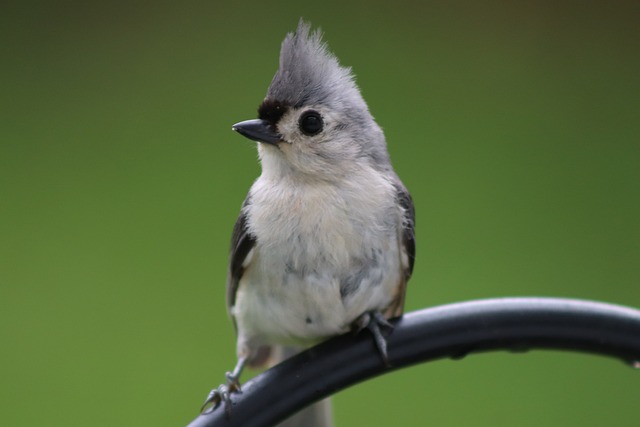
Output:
[200,357,247,415]
[353,311,394,367]
[200,370,243,415]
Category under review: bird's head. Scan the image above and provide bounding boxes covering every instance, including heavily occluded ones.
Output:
[232,20,391,181]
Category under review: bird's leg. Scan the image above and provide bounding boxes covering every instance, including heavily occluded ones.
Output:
[225,356,246,393]
[352,311,394,367]
[200,356,247,415]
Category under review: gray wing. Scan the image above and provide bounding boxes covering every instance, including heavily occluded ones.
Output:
[226,196,256,327]
[396,182,416,278]
[387,179,416,317]
[226,197,276,367]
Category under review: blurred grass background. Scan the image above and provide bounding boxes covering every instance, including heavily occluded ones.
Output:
[1,1,639,426]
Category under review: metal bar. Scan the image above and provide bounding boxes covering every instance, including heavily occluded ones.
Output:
[186,297,640,427]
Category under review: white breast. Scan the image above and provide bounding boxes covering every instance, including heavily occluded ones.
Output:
[233,167,403,349]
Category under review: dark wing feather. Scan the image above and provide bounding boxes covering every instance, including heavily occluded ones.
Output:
[386,179,416,318]
[226,197,256,323]
[396,182,416,279]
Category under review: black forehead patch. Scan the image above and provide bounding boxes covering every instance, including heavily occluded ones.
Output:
[258,99,290,126]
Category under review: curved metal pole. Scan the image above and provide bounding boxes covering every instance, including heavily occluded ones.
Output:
[186,297,640,427]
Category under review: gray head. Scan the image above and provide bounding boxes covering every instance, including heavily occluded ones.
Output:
[232,21,391,180]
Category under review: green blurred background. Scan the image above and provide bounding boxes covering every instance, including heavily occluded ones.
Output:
[1,1,639,426]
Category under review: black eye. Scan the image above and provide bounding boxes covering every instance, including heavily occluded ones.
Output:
[298,110,324,136]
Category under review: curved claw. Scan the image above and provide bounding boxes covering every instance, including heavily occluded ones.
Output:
[200,383,236,415]
[200,387,222,414]
[200,358,247,416]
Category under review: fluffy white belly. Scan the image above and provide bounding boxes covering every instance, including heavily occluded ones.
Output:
[233,235,402,348]
[233,172,402,350]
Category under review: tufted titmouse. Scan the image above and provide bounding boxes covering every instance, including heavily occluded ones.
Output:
[202,21,416,426]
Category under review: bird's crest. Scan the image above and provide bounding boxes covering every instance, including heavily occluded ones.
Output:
[264,20,364,110]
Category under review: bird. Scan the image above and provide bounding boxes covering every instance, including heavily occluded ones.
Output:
[201,20,415,427]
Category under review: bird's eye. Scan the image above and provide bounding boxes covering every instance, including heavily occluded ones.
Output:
[298,110,324,136]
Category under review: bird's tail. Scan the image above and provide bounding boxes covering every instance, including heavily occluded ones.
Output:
[269,345,333,427]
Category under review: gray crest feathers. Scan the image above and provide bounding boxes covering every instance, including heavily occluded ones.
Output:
[266,20,367,113]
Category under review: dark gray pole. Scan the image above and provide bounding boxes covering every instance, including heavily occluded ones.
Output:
[187,297,640,427]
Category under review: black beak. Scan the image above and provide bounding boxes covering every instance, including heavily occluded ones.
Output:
[232,119,282,145]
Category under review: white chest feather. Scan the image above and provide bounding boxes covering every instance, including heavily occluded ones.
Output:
[233,170,403,347]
